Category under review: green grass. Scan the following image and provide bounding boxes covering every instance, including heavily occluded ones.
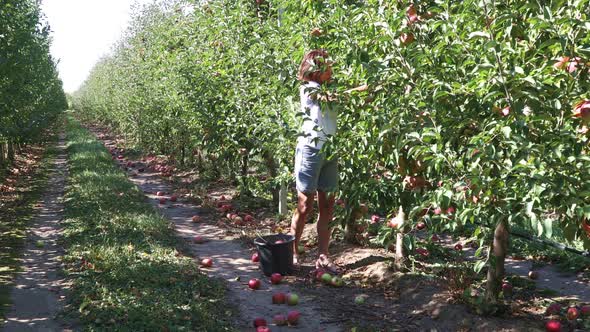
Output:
[61,116,234,331]
[0,132,58,322]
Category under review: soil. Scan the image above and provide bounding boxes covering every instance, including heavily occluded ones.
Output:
[1,135,74,331]
[90,125,589,332]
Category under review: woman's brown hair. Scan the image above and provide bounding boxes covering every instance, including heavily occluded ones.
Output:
[297,49,329,82]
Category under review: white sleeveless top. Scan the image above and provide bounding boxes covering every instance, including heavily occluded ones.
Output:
[297,81,337,150]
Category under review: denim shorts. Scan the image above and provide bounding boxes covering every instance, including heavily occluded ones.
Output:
[294,145,338,194]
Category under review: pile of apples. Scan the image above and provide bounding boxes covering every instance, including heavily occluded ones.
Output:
[544,302,590,331]
[248,271,301,331]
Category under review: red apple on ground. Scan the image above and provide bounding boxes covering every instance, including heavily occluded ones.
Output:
[546,303,562,315]
[371,215,380,224]
[233,216,244,225]
[566,307,579,320]
[286,293,299,306]
[287,310,300,325]
[545,319,561,332]
[244,214,254,222]
[253,317,267,328]
[272,292,286,304]
[270,273,282,284]
[193,236,206,244]
[256,327,270,332]
[200,258,213,267]
[170,195,177,202]
[251,252,259,263]
[191,215,201,223]
[220,195,226,201]
[581,305,590,317]
[528,271,539,280]
[159,198,166,204]
[248,278,261,290]
[156,191,165,196]
[273,314,287,326]
[454,243,463,251]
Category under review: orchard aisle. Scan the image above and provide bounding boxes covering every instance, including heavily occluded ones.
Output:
[99,134,343,331]
[2,135,73,332]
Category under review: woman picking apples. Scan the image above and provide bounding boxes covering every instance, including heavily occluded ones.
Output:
[290,49,366,273]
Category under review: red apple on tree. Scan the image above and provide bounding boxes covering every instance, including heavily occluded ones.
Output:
[400,32,415,45]
[416,222,426,230]
[370,215,380,224]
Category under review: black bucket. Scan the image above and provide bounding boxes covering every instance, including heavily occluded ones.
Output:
[254,234,295,276]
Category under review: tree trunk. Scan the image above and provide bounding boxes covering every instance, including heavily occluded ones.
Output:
[240,153,251,196]
[7,141,15,162]
[485,217,510,304]
[344,211,359,244]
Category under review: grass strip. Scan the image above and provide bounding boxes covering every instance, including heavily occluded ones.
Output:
[0,129,58,322]
[62,116,234,331]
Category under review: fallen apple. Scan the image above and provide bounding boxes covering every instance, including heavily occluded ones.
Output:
[545,319,561,332]
[330,276,343,287]
[272,292,286,304]
[286,293,299,306]
[156,191,165,196]
[454,243,463,251]
[253,317,267,328]
[244,214,254,222]
[528,271,539,280]
[170,195,178,202]
[193,236,206,244]
[431,234,440,242]
[159,198,167,205]
[270,273,282,285]
[546,303,562,315]
[354,294,367,305]
[371,215,380,224]
[320,273,332,285]
[287,310,300,325]
[566,307,579,320]
[256,327,270,332]
[200,258,213,268]
[191,215,201,223]
[248,278,261,290]
[251,252,259,263]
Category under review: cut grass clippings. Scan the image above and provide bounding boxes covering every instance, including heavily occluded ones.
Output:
[62,117,234,331]
[0,128,59,323]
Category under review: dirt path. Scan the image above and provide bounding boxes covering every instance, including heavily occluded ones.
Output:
[122,164,342,331]
[1,135,71,332]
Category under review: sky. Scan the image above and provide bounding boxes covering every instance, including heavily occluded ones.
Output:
[40,0,152,93]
